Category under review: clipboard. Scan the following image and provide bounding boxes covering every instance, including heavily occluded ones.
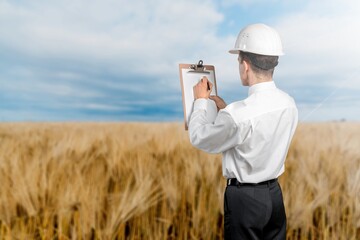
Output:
[179,60,218,130]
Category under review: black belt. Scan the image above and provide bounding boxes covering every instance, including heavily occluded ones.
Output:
[227,178,277,187]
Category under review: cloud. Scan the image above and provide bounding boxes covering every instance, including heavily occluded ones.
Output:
[0,0,238,121]
[276,0,360,79]
[269,0,360,120]
[0,0,224,75]
[1,0,360,121]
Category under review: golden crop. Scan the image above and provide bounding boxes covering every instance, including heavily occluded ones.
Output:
[0,122,359,239]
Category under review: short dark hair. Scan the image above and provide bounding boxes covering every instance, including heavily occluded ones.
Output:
[240,51,279,76]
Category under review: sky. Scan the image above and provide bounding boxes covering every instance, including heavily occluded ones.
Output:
[1,0,360,122]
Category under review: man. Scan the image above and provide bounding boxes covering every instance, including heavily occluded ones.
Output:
[188,23,298,240]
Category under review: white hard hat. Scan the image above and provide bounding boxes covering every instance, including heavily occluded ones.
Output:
[229,23,284,56]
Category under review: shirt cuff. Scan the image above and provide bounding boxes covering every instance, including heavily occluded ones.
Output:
[193,98,208,111]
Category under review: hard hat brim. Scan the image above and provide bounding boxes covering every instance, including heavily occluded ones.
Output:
[228,49,240,54]
[229,49,284,56]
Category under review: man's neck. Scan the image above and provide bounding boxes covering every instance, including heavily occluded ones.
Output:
[248,78,273,87]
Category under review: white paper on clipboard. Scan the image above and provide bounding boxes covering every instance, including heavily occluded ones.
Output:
[179,60,218,130]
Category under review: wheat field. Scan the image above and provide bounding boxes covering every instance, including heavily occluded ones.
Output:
[0,122,359,239]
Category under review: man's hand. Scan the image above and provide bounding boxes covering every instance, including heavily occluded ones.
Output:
[209,95,227,111]
[193,76,213,99]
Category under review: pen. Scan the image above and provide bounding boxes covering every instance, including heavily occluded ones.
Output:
[207,82,210,91]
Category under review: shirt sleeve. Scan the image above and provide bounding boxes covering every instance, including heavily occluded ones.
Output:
[188,98,239,154]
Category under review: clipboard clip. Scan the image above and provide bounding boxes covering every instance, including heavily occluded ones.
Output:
[188,60,210,74]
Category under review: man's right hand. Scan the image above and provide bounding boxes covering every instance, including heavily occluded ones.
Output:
[209,95,227,111]
[193,77,213,100]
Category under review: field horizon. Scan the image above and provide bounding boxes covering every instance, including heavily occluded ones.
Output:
[0,122,359,239]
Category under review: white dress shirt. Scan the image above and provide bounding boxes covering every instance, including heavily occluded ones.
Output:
[188,81,298,183]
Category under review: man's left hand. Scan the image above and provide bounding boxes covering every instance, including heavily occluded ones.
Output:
[209,95,227,111]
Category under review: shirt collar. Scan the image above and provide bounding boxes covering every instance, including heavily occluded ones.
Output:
[248,81,276,96]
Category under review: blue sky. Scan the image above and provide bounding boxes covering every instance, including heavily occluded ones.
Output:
[1,0,360,122]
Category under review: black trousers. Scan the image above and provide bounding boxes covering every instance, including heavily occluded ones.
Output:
[224,180,286,240]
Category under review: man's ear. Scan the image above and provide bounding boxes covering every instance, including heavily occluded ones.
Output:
[242,60,250,80]
[243,60,250,73]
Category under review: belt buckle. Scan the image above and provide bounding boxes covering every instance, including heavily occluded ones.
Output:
[227,179,231,186]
